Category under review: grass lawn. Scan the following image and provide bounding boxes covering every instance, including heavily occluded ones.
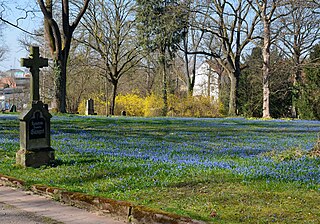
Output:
[0,114,319,223]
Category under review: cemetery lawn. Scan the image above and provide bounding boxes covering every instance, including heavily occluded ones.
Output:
[0,114,320,223]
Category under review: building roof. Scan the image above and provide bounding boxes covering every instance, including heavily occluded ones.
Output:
[0,69,30,89]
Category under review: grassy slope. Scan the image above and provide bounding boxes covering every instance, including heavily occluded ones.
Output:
[0,114,319,223]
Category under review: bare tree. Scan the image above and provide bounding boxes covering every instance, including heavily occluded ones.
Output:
[0,2,7,62]
[195,0,259,116]
[79,0,140,115]
[0,2,43,63]
[248,0,291,118]
[276,0,320,117]
[65,42,98,113]
[178,0,222,96]
[37,0,90,113]
[248,1,276,118]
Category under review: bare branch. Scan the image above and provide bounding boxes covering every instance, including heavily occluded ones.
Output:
[0,17,40,36]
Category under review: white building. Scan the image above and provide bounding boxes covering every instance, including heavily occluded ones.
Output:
[193,61,220,102]
[0,69,30,111]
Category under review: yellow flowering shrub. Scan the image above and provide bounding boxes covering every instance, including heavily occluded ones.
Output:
[115,93,145,116]
[143,94,164,117]
[168,95,223,117]
[78,92,224,117]
[78,100,86,114]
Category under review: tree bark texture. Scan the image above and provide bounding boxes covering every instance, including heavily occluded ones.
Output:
[262,13,271,118]
[228,73,238,116]
[161,51,168,116]
[53,60,67,113]
[109,80,118,116]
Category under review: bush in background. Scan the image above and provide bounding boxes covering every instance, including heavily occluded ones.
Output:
[78,93,224,118]
[168,94,223,117]
[115,93,145,116]
[143,94,164,117]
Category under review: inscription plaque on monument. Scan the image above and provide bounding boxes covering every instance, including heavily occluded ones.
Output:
[29,111,46,139]
[16,46,55,168]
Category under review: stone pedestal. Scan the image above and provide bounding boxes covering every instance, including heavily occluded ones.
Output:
[16,148,54,168]
[16,101,55,168]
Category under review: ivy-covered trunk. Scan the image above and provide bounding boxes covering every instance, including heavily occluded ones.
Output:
[53,58,67,113]
[228,73,238,116]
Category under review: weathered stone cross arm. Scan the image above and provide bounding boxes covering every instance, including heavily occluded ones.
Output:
[21,46,49,102]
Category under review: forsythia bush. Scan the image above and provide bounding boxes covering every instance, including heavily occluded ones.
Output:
[144,94,164,117]
[115,93,145,116]
[115,93,223,117]
[168,94,223,117]
[78,100,86,114]
[78,93,224,117]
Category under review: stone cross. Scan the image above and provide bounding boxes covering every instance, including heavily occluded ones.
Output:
[21,46,48,102]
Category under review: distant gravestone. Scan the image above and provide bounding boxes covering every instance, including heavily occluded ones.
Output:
[85,98,95,115]
[16,46,55,168]
[43,103,49,111]
[10,105,17,112]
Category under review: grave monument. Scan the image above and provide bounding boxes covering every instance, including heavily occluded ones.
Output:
[85,98,95,115]
[16,46,55,168]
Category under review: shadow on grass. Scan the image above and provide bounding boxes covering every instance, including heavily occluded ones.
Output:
[51,157,100,167]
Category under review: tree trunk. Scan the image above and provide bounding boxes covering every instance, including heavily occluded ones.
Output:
[162,62,168,116]
[160,50,168,116]
[53,59,67,113]
[105,77,109,116]
[228,73,237,116]
[39,0,90,113]
[262,72,270,118]
[110,80,118,115]
[291,48,302,118]
[262,20,271,118]
[188,55,197,96]
[291,71,299,118]
[182,28,194,96]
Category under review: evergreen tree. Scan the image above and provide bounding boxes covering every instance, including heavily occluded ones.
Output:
[239,46,292,118]
[136,0,188,116]
[238,47,263,117]
[298,44,320,119]
[269,50,292,118]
